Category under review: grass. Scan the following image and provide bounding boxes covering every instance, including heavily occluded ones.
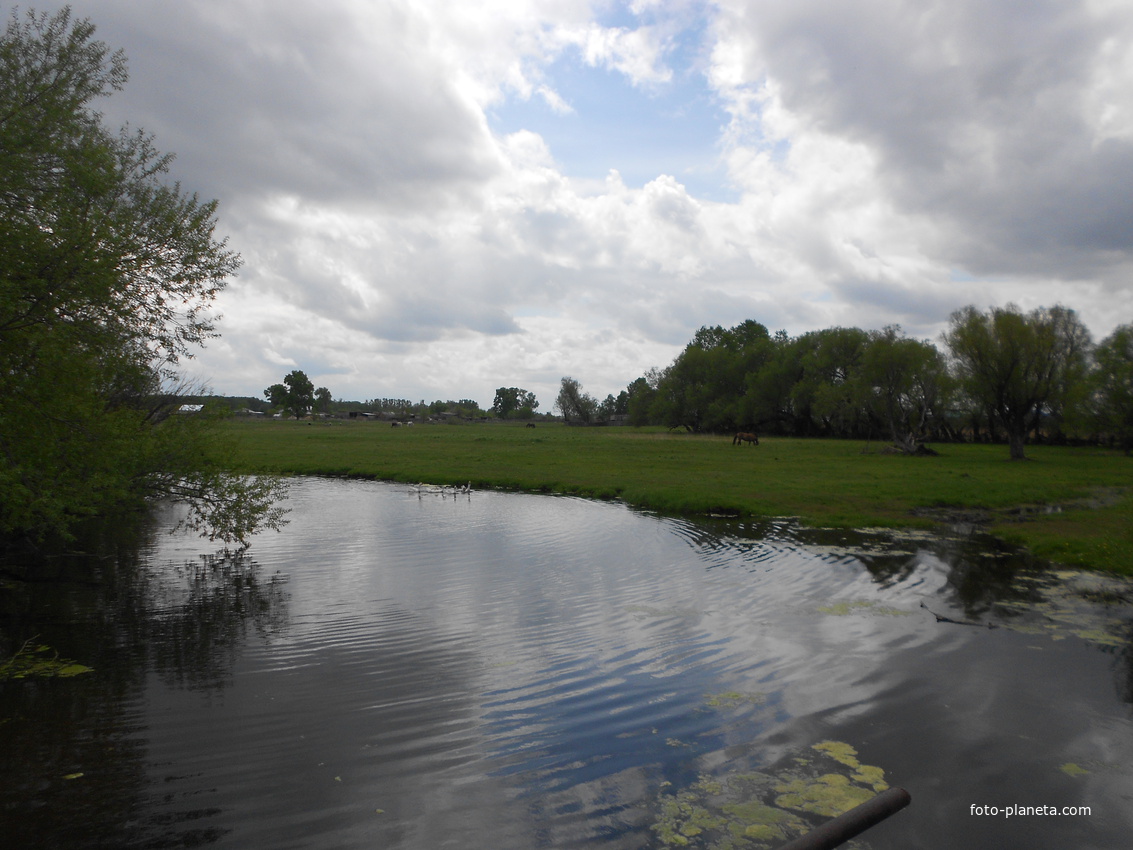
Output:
[218,419,1133,576]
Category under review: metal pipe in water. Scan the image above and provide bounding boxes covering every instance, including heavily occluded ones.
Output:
[775,787,912,850]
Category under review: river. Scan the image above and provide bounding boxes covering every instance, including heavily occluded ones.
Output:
[2,478,1131,849]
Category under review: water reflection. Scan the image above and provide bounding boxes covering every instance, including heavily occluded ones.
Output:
[1,479,1131,850]
[0,526,288,849]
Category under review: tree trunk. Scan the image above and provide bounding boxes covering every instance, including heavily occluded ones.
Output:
[1008,431,1027,460]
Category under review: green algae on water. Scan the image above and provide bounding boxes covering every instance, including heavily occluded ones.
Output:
[992,568,1132,649]
[1059,763,1090,777]
[652,773,808,849]
[816,599,913,617]
[774,773,874,818]
[650,741,889,849]
[812,740,858,767]
[0,641,93,681]
[811,740,889,791]
[704,691,768,708]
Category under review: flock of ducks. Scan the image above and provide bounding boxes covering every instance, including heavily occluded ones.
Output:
[407,481,473,498]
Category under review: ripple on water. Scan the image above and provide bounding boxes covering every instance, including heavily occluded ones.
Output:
[4,477,1131,850]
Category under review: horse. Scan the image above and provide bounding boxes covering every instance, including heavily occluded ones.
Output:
[733,431,759,446]
[525,422,536,428]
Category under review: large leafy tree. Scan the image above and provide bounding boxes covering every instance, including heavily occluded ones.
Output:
[790,327,871,437]
[860,327,952,453]
[491,387,538,419]
[555,377,597,424]
[652,321,773,433]
[0,8,286,547]
[314,386,333,415]
[943,304,1092,460]
[264,370,315,419]
[1091,324,1133,453]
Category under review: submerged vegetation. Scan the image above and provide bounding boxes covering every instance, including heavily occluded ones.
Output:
[219,419,1132,575]
[651,740,890,848]
[0,639,93,681]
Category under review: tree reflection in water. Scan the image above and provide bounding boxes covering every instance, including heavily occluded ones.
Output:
[3,483,1132,850]
[0,530,289,849]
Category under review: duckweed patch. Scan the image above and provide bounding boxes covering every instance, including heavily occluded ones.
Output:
[1059,763,1090,777]
[626,604,705,620]
[991,568,1133,649]
[816,600,913,617]
[704,691,768,709]
[650,741,888,849]
[0,640,93,681]
[774,773,874,818]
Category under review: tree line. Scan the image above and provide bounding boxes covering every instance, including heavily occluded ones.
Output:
[559,307,1132,460]
[258,362,552,422]
[261,371,545,421]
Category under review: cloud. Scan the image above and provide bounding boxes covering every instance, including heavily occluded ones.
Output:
[48,0,1133,406]
[88,0,503,209]
[710,0,1133,281]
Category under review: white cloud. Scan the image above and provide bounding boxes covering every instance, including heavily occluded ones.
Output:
[710,0,1133,282]
[49,0,1133,406]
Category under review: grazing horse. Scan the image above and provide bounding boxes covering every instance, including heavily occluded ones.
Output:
[525,422,536,428]
[733,431,759,446]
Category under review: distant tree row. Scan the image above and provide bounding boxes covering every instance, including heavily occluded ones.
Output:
[594,306,1131,460]
[262,373,496,420]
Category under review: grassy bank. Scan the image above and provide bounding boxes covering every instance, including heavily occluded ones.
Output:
[218,419,1133,575]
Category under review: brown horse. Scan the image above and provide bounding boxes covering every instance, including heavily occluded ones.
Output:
[733,431,759,446]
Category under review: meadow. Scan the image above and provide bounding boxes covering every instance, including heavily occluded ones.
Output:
[218,419,1133,575]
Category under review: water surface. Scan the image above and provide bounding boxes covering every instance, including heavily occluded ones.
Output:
[2,478,1131,849]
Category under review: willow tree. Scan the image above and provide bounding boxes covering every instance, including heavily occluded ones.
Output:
[943,304,1091,460]
[860,327,951,454]
[0,8,286,547]
[555,377,597,424]
[1092,324,1133,453]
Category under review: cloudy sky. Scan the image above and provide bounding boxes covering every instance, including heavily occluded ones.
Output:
[52,0,1133,408]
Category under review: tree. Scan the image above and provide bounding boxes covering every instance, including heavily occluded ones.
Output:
[651,321,774,433]
[860,327,951,453]
[491,387,538,419]
[597,394,618,422]
[943,304,1092,460]
[555,377,597,424]
[265,383,289,410]
[263,370,315,418]
[1091,324,1133,453]
[314,386,332,415]
[624,376,655,426]
[0,8,286,548]
[790,327,871,437]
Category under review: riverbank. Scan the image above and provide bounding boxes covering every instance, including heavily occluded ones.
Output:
[218,419,1132,575]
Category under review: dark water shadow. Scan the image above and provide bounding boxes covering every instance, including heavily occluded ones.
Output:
[0,515,289,849]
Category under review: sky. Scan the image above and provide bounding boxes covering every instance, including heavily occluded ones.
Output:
[39,0,1133,408]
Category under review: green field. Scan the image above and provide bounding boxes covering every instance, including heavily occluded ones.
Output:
[219,419,1133,575]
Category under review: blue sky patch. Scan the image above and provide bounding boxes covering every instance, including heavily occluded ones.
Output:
[487,24,736,201]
